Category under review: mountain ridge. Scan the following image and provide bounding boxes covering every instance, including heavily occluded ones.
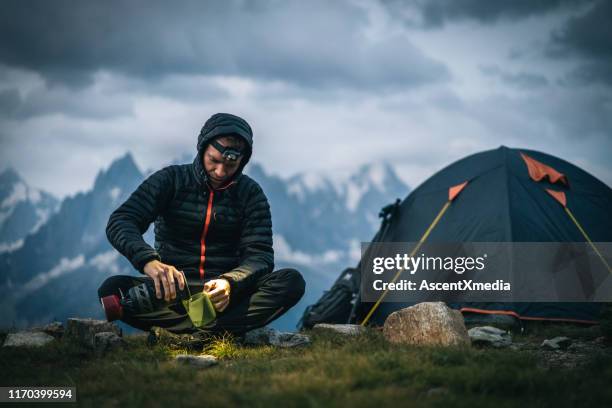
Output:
[0,167,59,253]
[0,154,410,330]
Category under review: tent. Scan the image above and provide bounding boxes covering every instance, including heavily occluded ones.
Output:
[301,146,612,328]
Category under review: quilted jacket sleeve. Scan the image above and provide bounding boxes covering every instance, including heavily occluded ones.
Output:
[106,167,174,273]
[221,181,274,295]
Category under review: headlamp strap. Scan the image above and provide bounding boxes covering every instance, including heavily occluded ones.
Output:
[210,139,244,161]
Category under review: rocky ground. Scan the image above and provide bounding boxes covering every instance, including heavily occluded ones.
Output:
[1,305,611,407]
[469,324,610,370]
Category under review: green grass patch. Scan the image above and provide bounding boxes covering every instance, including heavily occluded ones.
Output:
[0,328,610,407]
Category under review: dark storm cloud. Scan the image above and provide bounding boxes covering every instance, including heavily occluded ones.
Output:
[0,86,132,120]
[547,0,612,85]
[383,0,591,28]
[0,69,229,120]
[480,65,549,90]
[0,0,449,90]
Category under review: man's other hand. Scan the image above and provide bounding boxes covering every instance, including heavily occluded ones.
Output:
[203,279,231,312]
[143,260,186,302]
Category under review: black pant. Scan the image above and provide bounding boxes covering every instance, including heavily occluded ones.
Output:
[98,268,305,335]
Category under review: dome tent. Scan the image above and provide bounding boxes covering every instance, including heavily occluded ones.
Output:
[301,146,611,328]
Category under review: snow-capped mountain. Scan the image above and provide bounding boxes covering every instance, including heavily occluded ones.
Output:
[0,153,145,328]
[0,154,409,331]
[0,168,59,253]
[249,161,408,259]
[246,162,409,330]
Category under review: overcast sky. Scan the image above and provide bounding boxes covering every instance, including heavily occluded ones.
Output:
[1,0,610,197]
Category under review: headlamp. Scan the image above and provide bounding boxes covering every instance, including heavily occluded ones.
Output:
[210,139,244,161]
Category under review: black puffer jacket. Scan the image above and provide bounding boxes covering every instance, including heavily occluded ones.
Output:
[106,113,273,295]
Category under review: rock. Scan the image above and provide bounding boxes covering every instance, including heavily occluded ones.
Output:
[539,338,605,370]
[65,318,122,348]
[462,313,518,330]
[567,342,587,352]
[93,332,126,356]
[468,326,512,348]
[175,354,218,368]
[383,302,470,347]
[243,327,277,345]
[541,336,572,350]
[509,342,526,351]
[593,336,607,345]
[243,327,311,348]
[313,324,365,336]
[273,332,311,348]
[3,331,55,348]
[28,321,65,339]
[41,321,64,339]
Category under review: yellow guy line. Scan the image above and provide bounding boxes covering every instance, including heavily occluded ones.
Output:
[564,207,612,274]
[360,201,452,326]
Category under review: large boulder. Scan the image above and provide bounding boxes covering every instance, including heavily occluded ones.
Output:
[383,302,470,347]
[65,318,122,348]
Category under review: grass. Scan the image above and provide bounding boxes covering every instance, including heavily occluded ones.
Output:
[0,327,611,407]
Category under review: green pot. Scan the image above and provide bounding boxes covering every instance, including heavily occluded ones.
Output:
[181,292,217,328]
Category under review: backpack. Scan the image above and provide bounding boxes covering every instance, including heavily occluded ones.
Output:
[298,267,359,329]
[298,199,401,330]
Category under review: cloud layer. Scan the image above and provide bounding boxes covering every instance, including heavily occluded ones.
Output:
[0,0,610,197]
[0,0,448,90]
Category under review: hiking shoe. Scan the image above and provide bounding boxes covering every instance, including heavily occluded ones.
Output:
[147,326,212,350]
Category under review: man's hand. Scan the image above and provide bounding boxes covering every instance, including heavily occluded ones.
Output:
[203,279,231,312]
[143,260,185,302]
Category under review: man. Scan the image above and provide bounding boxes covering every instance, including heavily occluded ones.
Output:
[98,113,305,343]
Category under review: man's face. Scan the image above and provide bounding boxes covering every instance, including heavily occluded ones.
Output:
[203,136,244,188]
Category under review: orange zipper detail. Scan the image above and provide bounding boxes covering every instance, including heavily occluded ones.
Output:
[199,189,215,280]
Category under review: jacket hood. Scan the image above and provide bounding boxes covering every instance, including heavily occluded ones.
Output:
[193,113,253,187]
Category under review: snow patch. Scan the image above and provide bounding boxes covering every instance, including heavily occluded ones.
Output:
[301,173,328,192]
[27,188,41,204]
[1,182,27,209]
[89,251,120,275]
[286,162,396,212]
[0,239,24,253]
[364,163,386,191]
[109,187,121,202]
[344,164,392,211]
[287,181,306,202]
[0,209,13,227]
[287,172,334,202]
[1,181,45,208]
[274,235,344,266]
[20,255,85,295]
[345,181,367,212]
[30,208,51,234]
